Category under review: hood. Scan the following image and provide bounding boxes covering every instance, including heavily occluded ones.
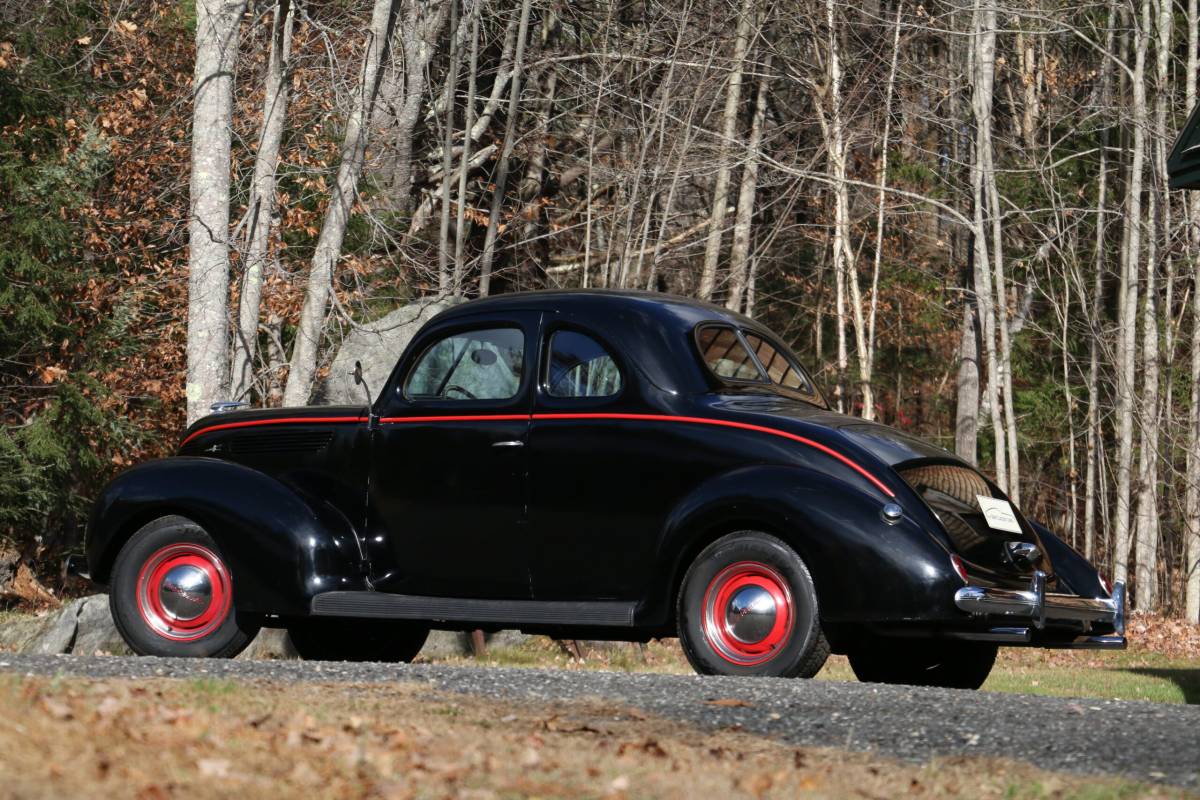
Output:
[181,405,368,448]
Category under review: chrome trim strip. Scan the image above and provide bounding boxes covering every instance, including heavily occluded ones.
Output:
[954,570,1122,629]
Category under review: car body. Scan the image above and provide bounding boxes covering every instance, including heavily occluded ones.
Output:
[76,290,1126,683]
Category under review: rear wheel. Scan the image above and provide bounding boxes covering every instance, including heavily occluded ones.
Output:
[677,531,829,678]
[847,637,997,689]
[110,515,259,658]
[287,618,429,663]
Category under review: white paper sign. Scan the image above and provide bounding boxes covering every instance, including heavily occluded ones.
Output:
[976,495,1023,534]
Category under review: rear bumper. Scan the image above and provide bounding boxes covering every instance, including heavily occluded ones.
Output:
[953,570,1126,649]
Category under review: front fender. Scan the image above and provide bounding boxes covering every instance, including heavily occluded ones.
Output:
[86,457,366,616]
[640,465,962,626]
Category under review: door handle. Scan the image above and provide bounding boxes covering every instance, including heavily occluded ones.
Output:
[492,440,525,448]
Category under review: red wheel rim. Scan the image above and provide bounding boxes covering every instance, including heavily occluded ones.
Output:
[135,543,232,641]
[701,561,794,666]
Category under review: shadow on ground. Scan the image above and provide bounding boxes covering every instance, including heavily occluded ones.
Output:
[1124,668,1200,704]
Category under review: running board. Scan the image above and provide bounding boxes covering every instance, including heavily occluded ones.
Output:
[310,591,637,627]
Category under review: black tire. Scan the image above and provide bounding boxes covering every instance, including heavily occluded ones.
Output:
[847,637,997,690]
[677,531,830,678]
[287,618,430,663]
[110,515,259,658]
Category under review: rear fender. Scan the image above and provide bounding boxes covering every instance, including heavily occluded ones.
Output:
[639,465,962,627]
[86,457,366,616]
[1028,520,1108,598]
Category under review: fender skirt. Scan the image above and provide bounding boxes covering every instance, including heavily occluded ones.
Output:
[86,457,366,617]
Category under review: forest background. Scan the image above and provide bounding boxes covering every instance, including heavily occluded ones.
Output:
[3,0,1199,619]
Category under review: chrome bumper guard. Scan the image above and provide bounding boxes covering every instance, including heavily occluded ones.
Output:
[954,570,1126,636]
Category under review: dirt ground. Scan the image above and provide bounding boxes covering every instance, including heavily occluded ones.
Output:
[0,674,1187,800]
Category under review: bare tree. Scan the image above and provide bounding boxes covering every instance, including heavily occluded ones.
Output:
[186,0,248,424]
[283,0,400,406]
[232,0,295,402]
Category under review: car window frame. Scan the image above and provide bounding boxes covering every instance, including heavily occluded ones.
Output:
[537,323,627,404]
[397,321,532,409]
[692,323,770,385]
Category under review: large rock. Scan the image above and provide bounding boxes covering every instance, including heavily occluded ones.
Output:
[71,595,131,656]
[314,298,459,405]
[8,595,130,656]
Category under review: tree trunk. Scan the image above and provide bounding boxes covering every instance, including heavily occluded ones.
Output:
[282,0,399,407]
[697,0,754,301]
[971,0,1007,490]
[231,0,294,403]
[451,5,481,295]
[1134,191,1160,611]
[477,0,534,296]
[186,0,247,424]
[436,0,462,295]
[1186,0,1200,622]
[1113,0,1150,589]
[725,55,770,313]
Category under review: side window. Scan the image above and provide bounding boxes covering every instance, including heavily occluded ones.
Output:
[742,333,815,394]
[545,330,623,398]
[404,327,524,401]
[696,325,765,381]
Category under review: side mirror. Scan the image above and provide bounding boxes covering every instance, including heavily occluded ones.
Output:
[353,360,364,387]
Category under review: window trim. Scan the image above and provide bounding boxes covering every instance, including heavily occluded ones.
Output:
[538,324,627,403]
[693,323,770,385]
[400,323,529,404]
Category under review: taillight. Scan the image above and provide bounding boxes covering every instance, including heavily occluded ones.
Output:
[1099,573,1113,596]
[950,554,969,584]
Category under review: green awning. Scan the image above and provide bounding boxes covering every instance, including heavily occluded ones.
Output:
[1169,104,1200,189]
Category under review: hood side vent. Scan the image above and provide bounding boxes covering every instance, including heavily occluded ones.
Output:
[230,430,334,456]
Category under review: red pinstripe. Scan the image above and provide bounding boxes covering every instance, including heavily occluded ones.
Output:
[181,411,893,497]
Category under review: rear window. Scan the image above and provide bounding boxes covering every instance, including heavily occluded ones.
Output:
[696,326,765,382]
[743,332,818,397]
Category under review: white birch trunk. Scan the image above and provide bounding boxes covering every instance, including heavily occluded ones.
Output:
[697,0,753,301]
[725,56,770,313]
[186,0,246,424]
[1113,0,1150,588]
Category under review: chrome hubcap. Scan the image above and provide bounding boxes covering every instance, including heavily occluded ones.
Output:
[158,564,213,621]
[724,585,778,643]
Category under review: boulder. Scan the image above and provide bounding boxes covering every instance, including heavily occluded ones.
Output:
[71,595,131,656]
[314,298,460,406]
[8,595,129,656]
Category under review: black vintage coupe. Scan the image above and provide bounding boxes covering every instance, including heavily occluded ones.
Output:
[74,290,1125,687]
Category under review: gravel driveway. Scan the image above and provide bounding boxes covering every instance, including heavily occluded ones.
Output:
[1,653,1197,788]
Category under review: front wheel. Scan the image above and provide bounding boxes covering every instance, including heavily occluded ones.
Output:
[677,531,830,678]
[847,638,997,690]
[287,618,429,663]
[110,515,260,658]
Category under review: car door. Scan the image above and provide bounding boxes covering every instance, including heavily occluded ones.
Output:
[525,321,664,601]
[367,313,538,599]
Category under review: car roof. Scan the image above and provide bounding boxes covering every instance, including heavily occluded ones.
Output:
[430,289,759,330]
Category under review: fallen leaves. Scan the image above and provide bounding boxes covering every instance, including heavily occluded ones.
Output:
[705,697,754,708]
